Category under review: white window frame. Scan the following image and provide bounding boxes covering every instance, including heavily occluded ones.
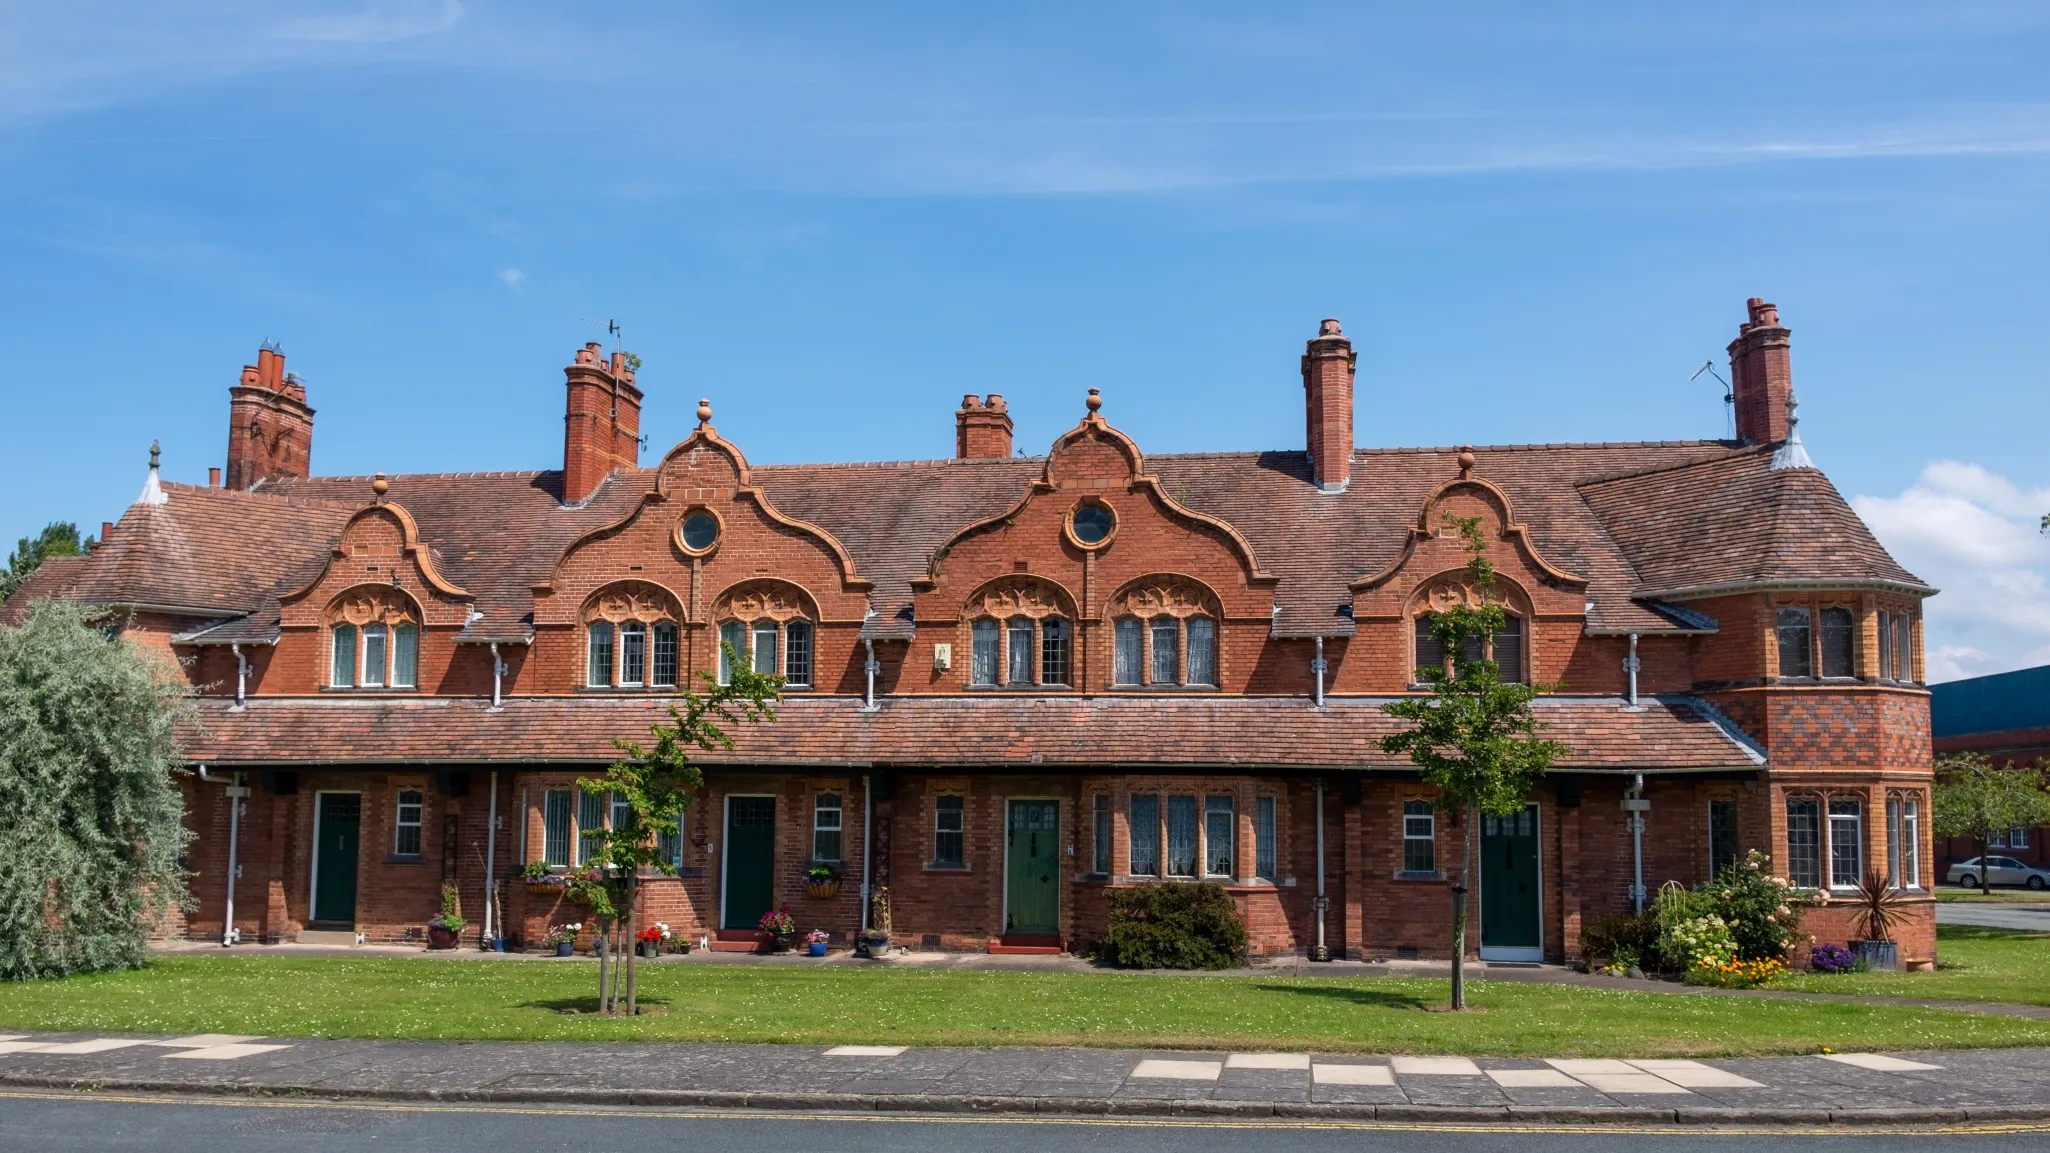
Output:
[782,620,812,689]
[813,792,844,862]
[618,621,647,688]
[718,620,745,685]
[1402,800,1436,874]
[1827,798,1862,890]
[1091,793,1111,876]
[394,789,423,857]
[361,623,388,688]
[330,624,358,688]
[1254,793,1277,881]
[587,621,615,687]
[1203,794,1235,879]
[932,794,966,867]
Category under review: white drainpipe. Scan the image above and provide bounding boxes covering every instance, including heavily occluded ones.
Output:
[862,637,879,711]
[1625,773,1649,914]
[1312,778,1329,961]
[483,770,500,947]
[1311,636,1327,710]
[489,643,505,712]
[231,644,247,709]
[199,766,248,947]
[1624,633,1640,710]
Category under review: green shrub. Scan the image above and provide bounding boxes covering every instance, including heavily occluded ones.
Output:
[1095,883,1247,970]
[1702,850,1808,962]
[1580,913,1657,968]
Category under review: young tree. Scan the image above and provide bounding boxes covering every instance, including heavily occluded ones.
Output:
[1,522,92,604]
[0,601,191,979]
[578,642,780,1015]
[1933,753,2050,895]
[1381,516,1567,1010]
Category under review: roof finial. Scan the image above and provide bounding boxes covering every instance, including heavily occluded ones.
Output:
[1457,444,1476,478]
[1085,388,1102,414]
[1769,391,1815,471]
[135,440,168,506]
[697,398,712,426]
[372,472,390,501]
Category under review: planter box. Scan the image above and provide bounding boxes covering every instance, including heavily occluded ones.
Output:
[804,879,841,900]
[1850,939,1900,971]
[426,925,460,951]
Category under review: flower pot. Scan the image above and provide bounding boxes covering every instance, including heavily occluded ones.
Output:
[555,941,574,957]
[523,880,564,896]
[804,879,840,900]
[1850,939,1900,971]
[858,933,889,958]
[808,942,828,957]
[426,925,459,951]
[771,930,796,953]
[490,938,506,953]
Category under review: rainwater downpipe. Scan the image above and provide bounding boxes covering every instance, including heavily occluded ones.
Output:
[1624,633,1640,710]
[230,644,247,709]
[483,770,499,947]
[199,766,247,947]
[489,643,505,712]
[862,637,879,711]
[1626,773,1648,914]
[1311,636,1327,710]
[1312,778,1329,961]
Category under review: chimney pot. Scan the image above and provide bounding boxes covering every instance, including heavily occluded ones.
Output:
[225,345,315,490]
[101,521,113,542]
[209,467,221,488]
[955,393,1014,459]
[1727,297,1794,445]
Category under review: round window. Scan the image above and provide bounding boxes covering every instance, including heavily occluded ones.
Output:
[680,511,720,552]
[1072,503,1114,545]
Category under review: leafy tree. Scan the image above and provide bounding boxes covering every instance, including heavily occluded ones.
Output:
[578,641,779,1014]
[1381,515,1567,1009]
[0,522,92,604]
[1933,753,2050,895]
[0,601,191,979]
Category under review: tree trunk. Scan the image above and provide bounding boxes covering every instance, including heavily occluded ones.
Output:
[1980,836,1991,896]
[625,870,639,1017]
[1450,807,1473,1011]
[594,916,609,1013]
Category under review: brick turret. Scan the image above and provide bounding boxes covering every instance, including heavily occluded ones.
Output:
[955,394,1014,459]
[562,342,642,504]
[225,345,315,490]
[1728,298,1793,446]
[1301,318,1355,492]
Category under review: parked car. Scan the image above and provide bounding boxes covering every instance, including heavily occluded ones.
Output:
[1947,856,2050,890]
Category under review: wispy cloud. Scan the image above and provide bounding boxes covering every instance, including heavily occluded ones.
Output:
[497,266,525,291]
[1856,461,2050,681]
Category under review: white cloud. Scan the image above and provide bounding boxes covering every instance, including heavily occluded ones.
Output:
[497,267,525,291]
[1855,461,2050,682]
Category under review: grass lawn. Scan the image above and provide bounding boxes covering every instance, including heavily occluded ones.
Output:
[1781,924,2050,1006]
[1934,886,2050,903]
[4,955,2050,1058]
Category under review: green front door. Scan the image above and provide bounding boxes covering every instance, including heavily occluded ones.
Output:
[723,796,776,930]
[312,793,361,926]
[1005,800,1059,936]
[1480,803,1542,959]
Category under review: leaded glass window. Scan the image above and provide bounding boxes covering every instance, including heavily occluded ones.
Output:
[971,618,999,686]
[1165,795,1198,877]
[1128,793,1160,875]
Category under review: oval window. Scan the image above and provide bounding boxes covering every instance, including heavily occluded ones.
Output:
[680,511,720,552]
[1072,503,1114,545]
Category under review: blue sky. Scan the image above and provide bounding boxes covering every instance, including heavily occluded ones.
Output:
[3,2,2048,678]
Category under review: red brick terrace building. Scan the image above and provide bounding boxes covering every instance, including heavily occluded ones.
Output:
[11,300,1938,963]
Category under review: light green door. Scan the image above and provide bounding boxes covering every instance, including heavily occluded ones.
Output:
[312,793,361,926]
[1481,803,1542,959]
[723,796,776,930]
[1006,800,1060,936]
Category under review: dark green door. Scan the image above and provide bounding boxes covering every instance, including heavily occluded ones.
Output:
[723,796,776,930]
[312,793,361,926]
[1005,800,1059,936]
[1481,803,1541,957]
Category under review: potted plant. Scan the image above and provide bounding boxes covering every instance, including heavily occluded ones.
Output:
[857,885,892,958]
[636,922,673,957]
[758,906,797,953]
[546,922,581,957]
[806,928,831,957]
[427,885,467,950]
[1848,871,1904,970]
[804,863,841,900]
[522,860,566,895]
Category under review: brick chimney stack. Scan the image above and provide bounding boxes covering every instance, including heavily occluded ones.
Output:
[225,345,315,490]
[562,342,643,504]
[1728,298,1793,445]
[955,394,1014,459]
[1301,318,1356,493]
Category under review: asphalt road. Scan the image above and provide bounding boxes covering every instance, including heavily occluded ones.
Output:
[5,1091,2047,1152]
[1935,902,2050,931]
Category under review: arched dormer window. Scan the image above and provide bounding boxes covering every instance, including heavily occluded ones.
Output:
[1408,574,1529,685]
[713,580,816,689]
[1107,575,1221,689]
[327,586,422,690]
[961,576,1076,689]
[583,582,683,690]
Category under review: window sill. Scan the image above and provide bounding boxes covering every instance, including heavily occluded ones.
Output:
[321,686,418,694]
[575,686,682,694]
[924,863,971,873]
[384,854,425,866]
[1107,684,1221,692]
[1393,870,1446,882]
[965,684,1075,692]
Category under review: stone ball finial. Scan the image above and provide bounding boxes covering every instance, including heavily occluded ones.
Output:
[1086,388,1103,414]
[697,398,713,425]
[1319,318,1343,337]
[1457,444,1476,476]
[372,472,390,499]
[149,439,161,469]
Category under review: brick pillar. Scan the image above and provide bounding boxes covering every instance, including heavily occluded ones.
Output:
[1559,800,1582,964]
[263,792,291,943]
[1342,798,1365,958]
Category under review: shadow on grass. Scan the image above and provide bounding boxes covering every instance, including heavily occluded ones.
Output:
[519,996,673,1015]
[1249,982,1432,1010]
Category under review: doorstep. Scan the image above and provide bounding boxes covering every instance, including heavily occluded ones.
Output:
[295,930,361,947]
[988,934,1064,956]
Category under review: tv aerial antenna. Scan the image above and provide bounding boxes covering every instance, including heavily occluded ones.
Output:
[1690,360,1735,440]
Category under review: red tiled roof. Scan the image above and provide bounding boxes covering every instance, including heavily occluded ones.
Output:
[72,483,356,616]
[0,554,91,625]
[179,693,1763,771]
[1578,448,1929,597]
